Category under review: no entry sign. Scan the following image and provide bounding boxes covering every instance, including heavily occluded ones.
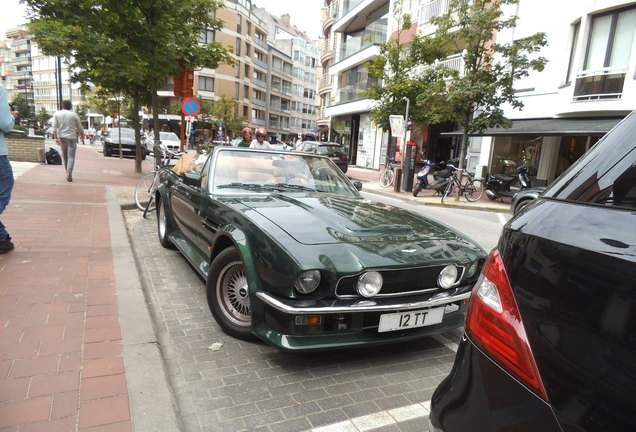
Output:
[181,97,200,117]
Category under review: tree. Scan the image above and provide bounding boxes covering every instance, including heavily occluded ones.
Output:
[10,93,30,120]
[410,0,547,181]
[208,96,247,139]
[25,0,234,172]
[37,107,51,128]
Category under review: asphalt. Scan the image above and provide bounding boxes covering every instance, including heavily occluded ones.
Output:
[0,144,509,431]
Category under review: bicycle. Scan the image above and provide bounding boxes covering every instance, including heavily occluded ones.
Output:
[379,157,400,188]
[440,164,485,204]
[134,143,182,218]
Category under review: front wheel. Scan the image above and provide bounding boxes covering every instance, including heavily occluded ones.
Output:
[135,172,156,211]
[206,247,254,340]
[412,183,422,197]
[379,169,394,188]
[463,179,484,202]
[156,197,175,249]
[441,182,455,204]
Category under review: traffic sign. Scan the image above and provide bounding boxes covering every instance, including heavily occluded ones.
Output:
[181,97,200,117]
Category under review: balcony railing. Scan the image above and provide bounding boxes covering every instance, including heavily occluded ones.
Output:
[419,0,450,25]
[318,75,333,93]
[321,2,340,32]
[253,58,268,70]
[252,97,267,107]
[412,53,465,77]
[338,29,386,62]
[338,0,363,20]
[573,67,626,101]
[252,117,265,126]
[253,78,267,88]
[254,37,268,50]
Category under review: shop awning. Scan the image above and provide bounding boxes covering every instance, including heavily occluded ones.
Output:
[312,125,329,134]
[441,117,624,137]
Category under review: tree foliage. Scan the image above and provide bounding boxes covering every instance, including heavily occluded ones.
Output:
[367,0,547,175]
[36,107,51,127]
[10,93,31,120]
[208,96,246,138]
[25,0,235,171]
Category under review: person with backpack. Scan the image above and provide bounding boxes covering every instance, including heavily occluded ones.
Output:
[52,100,83,182]
[0,83,19,254]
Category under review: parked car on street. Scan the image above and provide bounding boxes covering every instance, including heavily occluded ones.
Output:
[295,141,349,173]
[143,131,181,156]
[429,113,636,431]
[102,127,144,159]
[153,147,487,351]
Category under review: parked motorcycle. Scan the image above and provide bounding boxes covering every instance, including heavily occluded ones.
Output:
[486,164,532,201]
[412,160,453,197]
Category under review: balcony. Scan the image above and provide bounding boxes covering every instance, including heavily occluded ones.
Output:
[338,27,386,63]
[12,56,30,67]
[573,67,626,101]
[254,37,268,50]
[419,0,450,25]
[321,2,339,35]
[333,0,386,34]
[253,78,267,89]
[411,53,464,77]
[252,117,265,126]
[253,58,268,70]
[318,75,333,93]
[252,97,267,107]
[317,106,330,123]
[320,38,336,65]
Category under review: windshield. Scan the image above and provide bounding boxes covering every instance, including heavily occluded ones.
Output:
[210,149,359,196]
[317,145,343,155]
[160,132,180,142]
[108,128,135,139]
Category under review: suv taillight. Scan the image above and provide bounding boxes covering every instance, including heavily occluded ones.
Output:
[465,248,548,401]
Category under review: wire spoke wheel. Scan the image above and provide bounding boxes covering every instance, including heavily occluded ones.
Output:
[379,168,394,188]
[441,182,455,204]
[217,261,251,327]
[135,172,156,211]
[464,179,484,202]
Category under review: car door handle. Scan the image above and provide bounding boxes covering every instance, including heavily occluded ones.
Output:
[202,218,218,233]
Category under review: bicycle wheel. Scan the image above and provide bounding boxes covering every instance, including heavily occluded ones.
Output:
[134,172,156,211]
[441,181,455,204]
[463,178,484,202]
[379,169,394,188]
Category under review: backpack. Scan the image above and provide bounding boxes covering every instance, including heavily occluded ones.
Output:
[45,148,62,165]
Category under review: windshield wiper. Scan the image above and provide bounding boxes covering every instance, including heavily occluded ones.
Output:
[216,183,272,191]
[271,183,318,192]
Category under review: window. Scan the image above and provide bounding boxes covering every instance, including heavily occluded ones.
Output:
[245,43,251,57]
[198,76,214,92]
[244,64,250,77]
[584,7,636,71]
[199,29,215,44]
[235,82,240,99]
[566,22,580,84]
[237,15,242,34]
[244,84,249,99]
[246,21,252,36]
[235,38,241,56]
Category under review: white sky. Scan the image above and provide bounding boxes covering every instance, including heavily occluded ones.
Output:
[1,0,323,41]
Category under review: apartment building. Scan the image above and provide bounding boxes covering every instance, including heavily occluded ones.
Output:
[321,0,390,168]
[1,27,34,117]
[472,0,636,185]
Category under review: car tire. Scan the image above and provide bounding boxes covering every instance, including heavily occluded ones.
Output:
[206,247,254,340]
[156,197,175,249]
[514,199,532,215]
[412,183,422,197]
[103,144,111,157]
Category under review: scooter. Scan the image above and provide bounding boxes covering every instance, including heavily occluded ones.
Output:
[412,160,452,197]
[486,164,532,201]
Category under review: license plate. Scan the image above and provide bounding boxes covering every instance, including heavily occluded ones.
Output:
[330,156,340,160]
[378,308,444,333]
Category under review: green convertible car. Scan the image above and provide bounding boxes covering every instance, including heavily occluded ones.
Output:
[154,147,487,351]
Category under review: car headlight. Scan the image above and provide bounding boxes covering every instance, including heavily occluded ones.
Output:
[438,265,459,289]
[466,261,479,278]
[294,270,321,294]
[356,271,383,297]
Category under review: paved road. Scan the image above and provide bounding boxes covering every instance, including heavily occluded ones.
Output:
[125,209,471,432]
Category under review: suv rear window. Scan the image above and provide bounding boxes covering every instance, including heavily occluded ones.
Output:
[317,145,342,155]
[543,113,636,209]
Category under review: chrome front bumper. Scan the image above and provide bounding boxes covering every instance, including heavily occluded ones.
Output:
[255,289,471,315]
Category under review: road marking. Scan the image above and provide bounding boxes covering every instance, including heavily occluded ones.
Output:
[497,212,508,225]
[309,401,431,432]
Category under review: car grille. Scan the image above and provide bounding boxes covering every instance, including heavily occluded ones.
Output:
[335,266,446,298]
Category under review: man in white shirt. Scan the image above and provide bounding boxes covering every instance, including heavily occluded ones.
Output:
[52,100,83,182]
[250,127,272,149]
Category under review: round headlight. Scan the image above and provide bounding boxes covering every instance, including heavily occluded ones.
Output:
[356,271,383,298]
[295,270,321,294]
[438,265,459,289]
[466,261,479,278]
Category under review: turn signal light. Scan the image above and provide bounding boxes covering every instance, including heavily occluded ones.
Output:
[465,248,548,401]
[295,315,322,326]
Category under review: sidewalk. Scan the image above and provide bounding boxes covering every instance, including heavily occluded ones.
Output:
[0,143,178,432]
[346,166,511,213]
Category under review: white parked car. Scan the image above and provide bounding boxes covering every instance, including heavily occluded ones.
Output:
[144,131,181,156]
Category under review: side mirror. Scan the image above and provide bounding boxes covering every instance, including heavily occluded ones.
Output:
[183,172,202,187]
[353,181,363,191]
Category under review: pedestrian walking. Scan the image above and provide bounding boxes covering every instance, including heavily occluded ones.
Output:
[0,83,19,254]
[52,100,83,182]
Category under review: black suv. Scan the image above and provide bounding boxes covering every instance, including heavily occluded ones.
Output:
[295,141,349,173]
[103,127,144,159]
[429,113,636,431]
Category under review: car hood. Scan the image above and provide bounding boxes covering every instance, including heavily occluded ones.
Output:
[237,193,483,261]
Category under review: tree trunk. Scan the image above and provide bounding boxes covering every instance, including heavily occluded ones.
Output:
[455,111,471,201]
[133,94,142,174]
[151,84,161,167]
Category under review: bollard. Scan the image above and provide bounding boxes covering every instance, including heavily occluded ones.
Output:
[393,167,402,192]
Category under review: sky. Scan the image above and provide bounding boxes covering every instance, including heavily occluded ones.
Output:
[0,0,323,41]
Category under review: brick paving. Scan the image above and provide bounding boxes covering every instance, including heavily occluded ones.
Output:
[0,144,150,432]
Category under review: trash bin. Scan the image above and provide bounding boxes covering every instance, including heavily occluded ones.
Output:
[394,167,402,192]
